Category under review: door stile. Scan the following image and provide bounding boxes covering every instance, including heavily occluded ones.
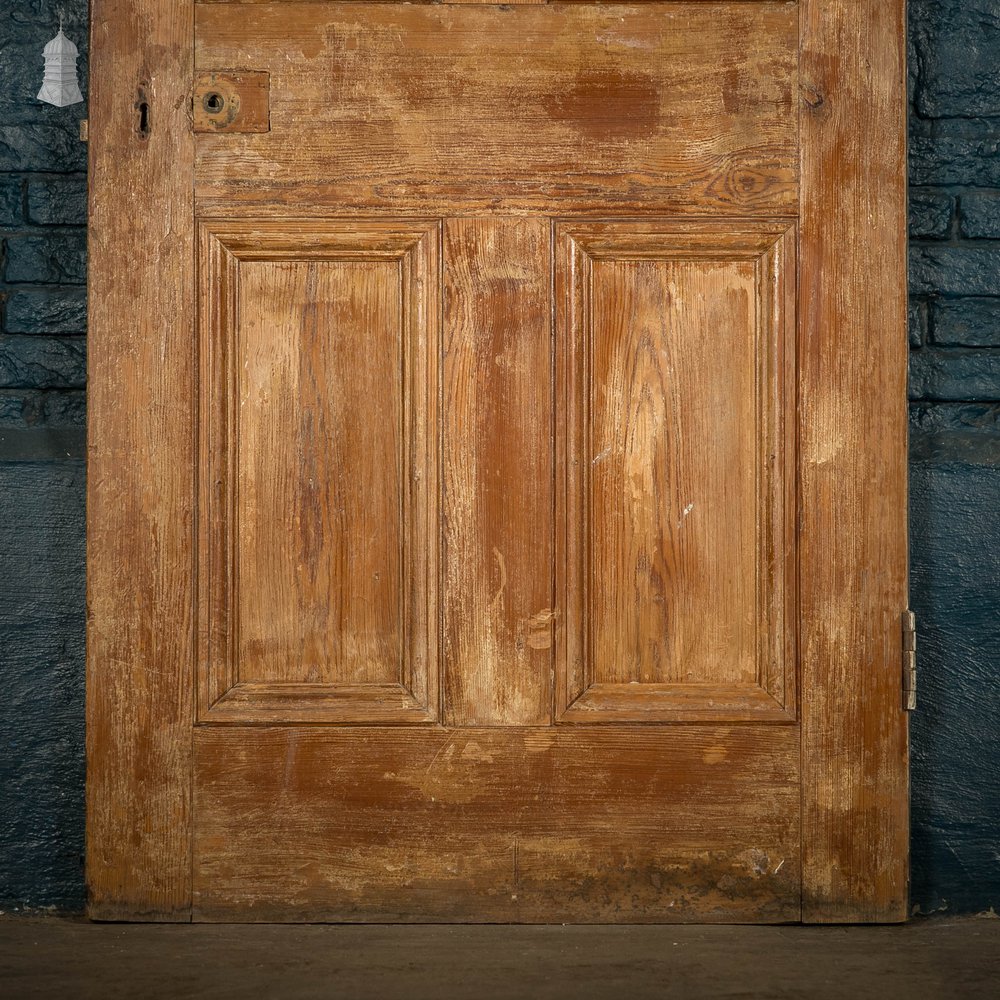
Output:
[798,0,910,922]
[86,0,196,920]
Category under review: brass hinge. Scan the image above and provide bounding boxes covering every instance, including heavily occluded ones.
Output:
[902,610,917,711]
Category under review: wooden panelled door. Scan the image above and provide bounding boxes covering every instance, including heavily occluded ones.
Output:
[87,0,910,922]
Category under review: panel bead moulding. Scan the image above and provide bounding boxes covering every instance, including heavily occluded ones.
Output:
[554,220,798,725]
[196,220,441,725]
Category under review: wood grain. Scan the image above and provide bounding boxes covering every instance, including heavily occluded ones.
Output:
[799,0,910,922]
[442,219,553,727]
[555,222,796,723]
[238,260,403,686]
[193,725,801,922]
[90,0,909,924]
[196,220,440,724]
[86,0,194,920]
[193,3,797,217]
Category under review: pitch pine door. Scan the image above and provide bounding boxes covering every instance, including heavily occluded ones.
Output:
[87,0,910,922]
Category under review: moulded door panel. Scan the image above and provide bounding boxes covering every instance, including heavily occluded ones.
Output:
[197,221,441,725]
[555,221,797,724]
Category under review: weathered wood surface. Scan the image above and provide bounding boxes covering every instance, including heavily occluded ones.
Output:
[799,0,910,922]
[192,726,801,922]
[88,0,909,924]
[196,0,778,4]
[86,0,194,920]
[192,71,270,134]
[194,3,798,217]
[554,221,797,723]
[442,219,554,727]
[196,220,440,724]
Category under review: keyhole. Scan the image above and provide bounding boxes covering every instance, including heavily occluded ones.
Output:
[136,86,150,139]
[203,92,225,114]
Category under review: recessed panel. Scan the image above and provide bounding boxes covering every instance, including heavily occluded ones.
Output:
[589,257,758,686]
[193,724,801,922]
[235,259,403,686]
[197,220,440,723]
[556,221,796,723]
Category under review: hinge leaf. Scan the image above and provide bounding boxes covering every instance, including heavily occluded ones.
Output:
[902,610,917,711]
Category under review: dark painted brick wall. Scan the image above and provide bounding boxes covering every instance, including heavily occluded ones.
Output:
[0,0,88,913]
[908,0,1000,916]
[1,1,998,915]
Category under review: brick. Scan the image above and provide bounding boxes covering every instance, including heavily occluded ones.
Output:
[0,389,87,428]
[959,191,1000,239]
[909,189,954,239]
[910,118,1000,187]
[909,350,1000,401]
[0,456,87,910]
[911,0,1000,118]
[0,124,87,173]
[37,388,86,426]
[0,336,86,389]
[0,176,24,226]
[4,289,87,335]
[0,39,50,119]
[910,300,928,348]
[909,246,1000,296]
[26,176,87,226]
[5,233,87,284]
[931,298,1000,347]
[1,1,88,32]
[910,401,1000,436]
[0,391,24,425]
[908,454,1000,913]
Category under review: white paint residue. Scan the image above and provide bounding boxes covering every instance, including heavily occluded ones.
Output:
[491,547,508,609]
[678,502,694,528]
[595,33,656,50]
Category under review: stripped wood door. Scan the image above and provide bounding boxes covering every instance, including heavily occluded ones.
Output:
[87,0,910,922]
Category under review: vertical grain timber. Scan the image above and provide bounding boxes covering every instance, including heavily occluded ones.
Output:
[195,221,441,725]
[554,222,797,724]
[235,259,405,688]
[799,0,910,921]
[442,219,553,726]
[587,258,759,691]
[86,0,194,919]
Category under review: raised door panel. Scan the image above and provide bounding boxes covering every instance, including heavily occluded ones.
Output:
[555,221,796,723]
[197,220,440,724]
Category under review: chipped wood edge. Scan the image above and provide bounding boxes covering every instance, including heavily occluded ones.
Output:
[799,0,910,923]
[86,0,195,920]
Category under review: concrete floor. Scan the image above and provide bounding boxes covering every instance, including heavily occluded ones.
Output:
[1,917,998,999]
